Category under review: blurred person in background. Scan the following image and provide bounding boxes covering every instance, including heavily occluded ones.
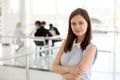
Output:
[34,21,52,45]
[14,22,25,36]
[49,23,60,36]
[14,22,25,53]
[30,20,41,36]
[34,21,52,56]
[49,23,60,46]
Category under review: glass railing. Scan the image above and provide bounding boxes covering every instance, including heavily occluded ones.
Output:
[0,35,63,80]
[0,41,60,80]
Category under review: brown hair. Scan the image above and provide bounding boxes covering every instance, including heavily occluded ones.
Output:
[64,8,92,53]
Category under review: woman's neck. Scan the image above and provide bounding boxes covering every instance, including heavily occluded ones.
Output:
[76,36,85,43]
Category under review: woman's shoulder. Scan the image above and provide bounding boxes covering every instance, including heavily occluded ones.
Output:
[85,42,97,51]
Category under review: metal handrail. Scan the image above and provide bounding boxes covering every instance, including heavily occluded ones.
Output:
[0,46,59,61]
[0,34,64,41]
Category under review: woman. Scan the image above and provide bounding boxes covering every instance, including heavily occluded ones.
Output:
[51,8,97,80]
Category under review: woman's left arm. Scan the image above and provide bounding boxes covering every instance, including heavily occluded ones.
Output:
[72,45,97,79]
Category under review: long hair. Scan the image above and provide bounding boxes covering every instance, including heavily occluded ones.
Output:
[64,8,92,53]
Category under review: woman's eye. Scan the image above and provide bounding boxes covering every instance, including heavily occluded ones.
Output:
[71,23,76,26]
[79,22,83,25]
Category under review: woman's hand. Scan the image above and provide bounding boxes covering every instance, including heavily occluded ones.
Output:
[69,65,80,74]
[62,72,81,80]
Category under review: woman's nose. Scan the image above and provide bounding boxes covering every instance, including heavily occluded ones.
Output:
[75,24,80,28]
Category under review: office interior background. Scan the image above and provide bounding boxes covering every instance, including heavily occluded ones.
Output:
[0,0,120,80]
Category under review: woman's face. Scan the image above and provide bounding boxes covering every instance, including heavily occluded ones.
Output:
[71,15,88,37]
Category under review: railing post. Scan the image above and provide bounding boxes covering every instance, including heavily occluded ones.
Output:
[26,56,30,80]
[48,39,52,64]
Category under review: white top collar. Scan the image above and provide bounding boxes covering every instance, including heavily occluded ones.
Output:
[73,39,81,49]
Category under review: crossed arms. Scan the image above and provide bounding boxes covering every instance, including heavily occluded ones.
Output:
[51,41,97,80]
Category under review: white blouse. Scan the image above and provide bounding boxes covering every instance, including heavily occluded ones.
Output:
[61,40,97,80]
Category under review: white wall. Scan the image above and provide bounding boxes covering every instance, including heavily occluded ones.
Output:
[4,14,19,34]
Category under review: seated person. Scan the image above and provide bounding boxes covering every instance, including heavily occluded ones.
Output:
[30,20,41,36]
[14,22,25,53]
[34,21,52,56]
[49,23,61,46]
[49,23,60,36]
[32,21,43,46]
[34,21,52,45]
